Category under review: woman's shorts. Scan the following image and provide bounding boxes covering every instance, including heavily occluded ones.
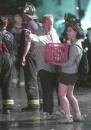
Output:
[57,72,78,85]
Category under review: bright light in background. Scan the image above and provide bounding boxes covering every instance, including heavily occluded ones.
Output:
[54,19,65,34]
[54,19,65,35]
[81,0,91,30]
[81,20,91,30]
[55,19,65,28]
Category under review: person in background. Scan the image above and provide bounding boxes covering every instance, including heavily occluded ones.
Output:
[21,14,60,119]
[0,15,14,114]
[83,28,91,85]
[54,19,86,123]
[11,14,24,87]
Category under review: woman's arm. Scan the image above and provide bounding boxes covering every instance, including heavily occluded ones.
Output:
[52,45,78,66]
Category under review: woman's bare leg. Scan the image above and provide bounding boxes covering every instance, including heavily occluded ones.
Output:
[67,85,81,116]
[58,83,71,117]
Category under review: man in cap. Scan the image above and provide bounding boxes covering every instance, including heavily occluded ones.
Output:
[20,2,40,112]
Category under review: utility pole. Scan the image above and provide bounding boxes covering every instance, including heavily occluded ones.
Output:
[76,0,84,20]
[76,0,81,19]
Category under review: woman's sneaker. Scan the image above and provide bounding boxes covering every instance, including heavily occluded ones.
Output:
[58,116,73,124]
[73,114,86,122]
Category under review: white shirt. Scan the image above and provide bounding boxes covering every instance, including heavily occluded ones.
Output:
[26,27,60,72]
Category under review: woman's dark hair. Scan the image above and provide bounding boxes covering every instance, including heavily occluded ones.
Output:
[64,13,84,39]
[66,23,84,39]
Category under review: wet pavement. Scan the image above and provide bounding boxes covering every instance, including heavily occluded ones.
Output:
[0,78,91,130]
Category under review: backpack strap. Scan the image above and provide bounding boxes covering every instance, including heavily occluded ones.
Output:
[73,44,83,68]
[74,44,83,52]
